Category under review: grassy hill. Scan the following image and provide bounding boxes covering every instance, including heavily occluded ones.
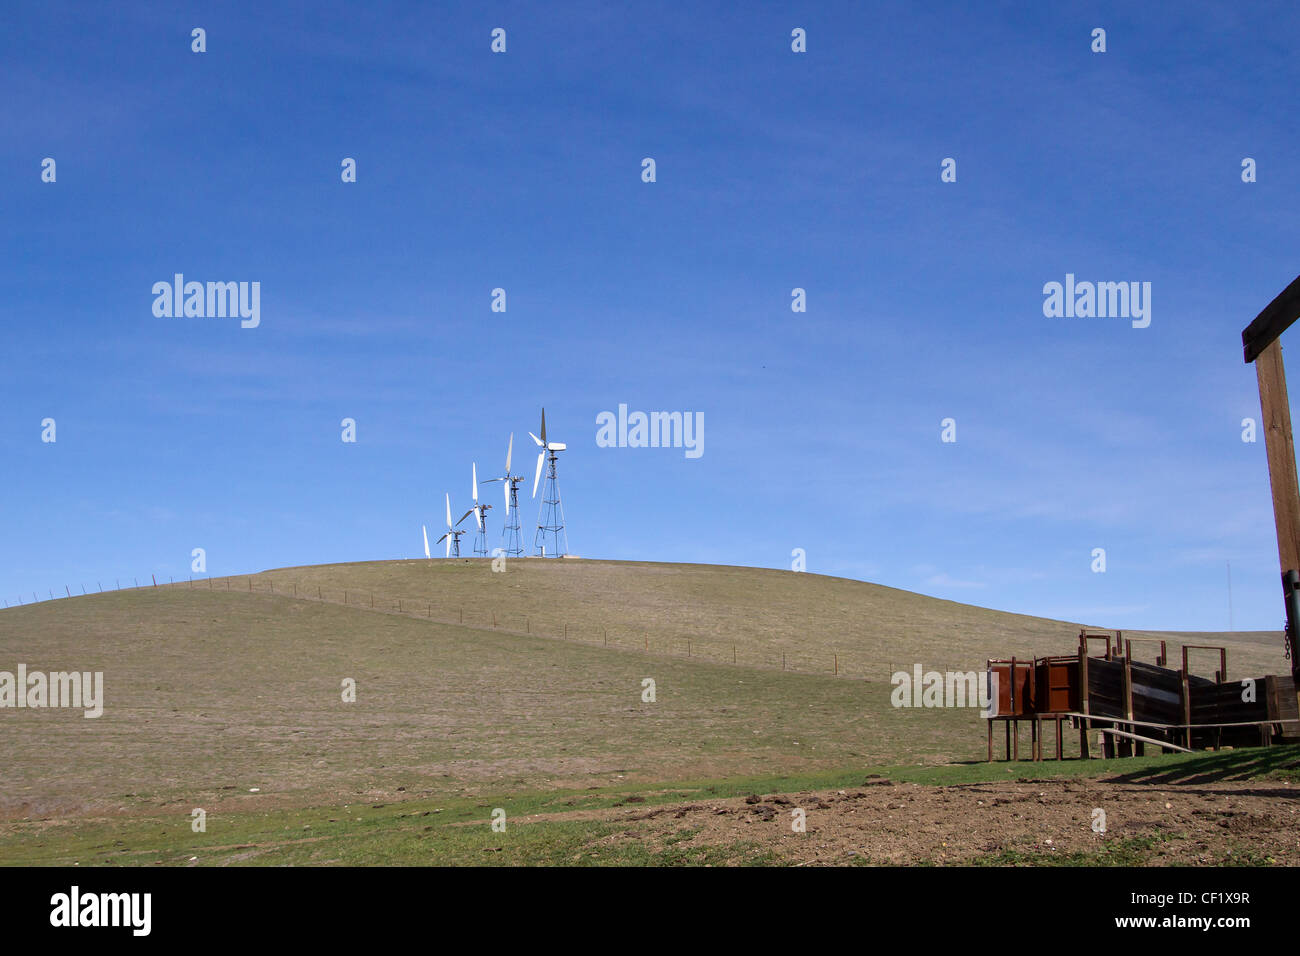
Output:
[0,559,1288,829]
[252,558,1286,678]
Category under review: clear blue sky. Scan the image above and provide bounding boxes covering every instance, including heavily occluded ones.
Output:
[2,1,1296,631]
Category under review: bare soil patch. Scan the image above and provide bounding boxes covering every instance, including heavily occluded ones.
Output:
[572,776,1300,865]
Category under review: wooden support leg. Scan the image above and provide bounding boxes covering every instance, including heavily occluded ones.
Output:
[1013,720,1019,761]
[1056,717,1064,761]
[1005,720,1011,761]
[1254,339,1300,688]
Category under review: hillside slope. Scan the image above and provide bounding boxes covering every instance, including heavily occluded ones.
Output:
[0,585,967,816]
[253,558,1287,679]
[0,559,1286,817]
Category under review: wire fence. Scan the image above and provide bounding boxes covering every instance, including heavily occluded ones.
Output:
[1,571,986,681]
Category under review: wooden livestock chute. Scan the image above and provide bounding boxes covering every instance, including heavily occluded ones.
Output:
[985,629,1299,761]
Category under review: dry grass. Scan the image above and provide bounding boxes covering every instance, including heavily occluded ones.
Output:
[250,558,1286,679]
[0,559,1285,821]
[0,585,967,817]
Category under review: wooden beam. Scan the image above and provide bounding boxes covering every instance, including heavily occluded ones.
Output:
[1244,273,1300,363]
[1079,647,1090,759]
[1099,728,1192,754]
[1256,340,1300,577]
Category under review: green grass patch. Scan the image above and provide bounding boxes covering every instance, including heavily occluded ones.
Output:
[4,745,1295,866]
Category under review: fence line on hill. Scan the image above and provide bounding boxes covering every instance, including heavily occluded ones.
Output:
[2,571,987,681]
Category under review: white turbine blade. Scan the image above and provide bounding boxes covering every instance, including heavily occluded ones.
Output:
[529,431,543,447]
[475,506,483,531]
[504,479,510,512]
[533,451,544,498]
[547,442,566,451]
[445,493,452,529]
[446,533,451,557]
[423,525,430,559]
[540,408,547,447]
[457,509,475,527]
[472,462,478,502]
[505,433,513,473]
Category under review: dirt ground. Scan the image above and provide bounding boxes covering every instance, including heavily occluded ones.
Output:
[556,776,1300,865]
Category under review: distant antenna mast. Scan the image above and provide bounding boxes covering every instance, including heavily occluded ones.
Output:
[530,408,568,557]
[483,433,524,556]
[1227,559,1234,633]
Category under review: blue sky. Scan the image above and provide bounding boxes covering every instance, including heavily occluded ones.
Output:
[1,1,1296,630]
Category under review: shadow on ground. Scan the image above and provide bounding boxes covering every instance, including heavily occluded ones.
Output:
[1105,747,1300,787]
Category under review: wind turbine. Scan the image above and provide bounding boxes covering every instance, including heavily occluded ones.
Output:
[422,524,431,561]
[530,408,569,557]
[482,433,525,556]
[435,493,470,558]
[467,462,492,556]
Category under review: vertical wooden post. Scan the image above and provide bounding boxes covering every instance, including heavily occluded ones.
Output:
[1122,655,1135,757]
[1255,340,1300,682]
[1257,340,1300,574]
[1009,657,1016,718]
[1079,647,1091,759]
